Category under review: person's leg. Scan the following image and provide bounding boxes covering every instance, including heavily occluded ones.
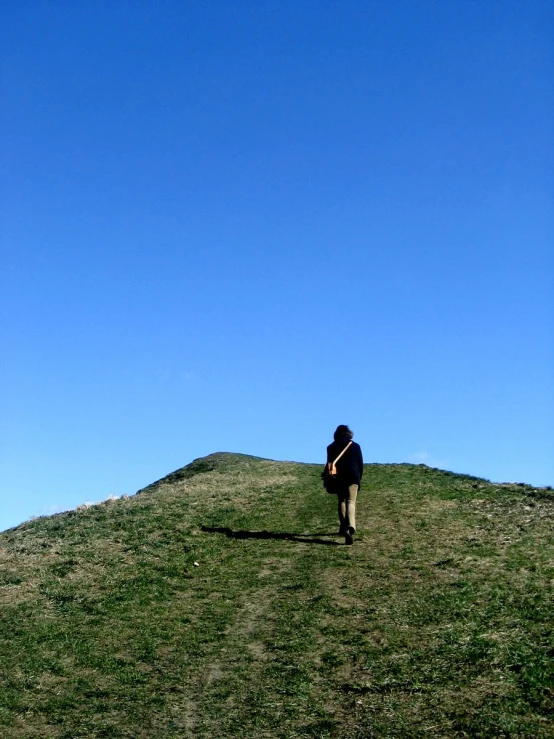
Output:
[345,484,359,532]
[344,485,359,544]
[337,492,347,534]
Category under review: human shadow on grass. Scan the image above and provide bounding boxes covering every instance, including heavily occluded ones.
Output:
[201,526,343,546]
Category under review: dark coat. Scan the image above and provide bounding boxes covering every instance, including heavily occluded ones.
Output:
[325,440,364,488]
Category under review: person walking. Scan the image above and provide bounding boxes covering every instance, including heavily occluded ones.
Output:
[325,425,363,545]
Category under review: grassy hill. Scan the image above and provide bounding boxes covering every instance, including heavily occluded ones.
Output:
[1,453,552,738]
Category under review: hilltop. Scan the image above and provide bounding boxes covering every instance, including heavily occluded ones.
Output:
[1,453,552,738]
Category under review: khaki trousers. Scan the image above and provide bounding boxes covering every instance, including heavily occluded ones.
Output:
[338,484,358,532]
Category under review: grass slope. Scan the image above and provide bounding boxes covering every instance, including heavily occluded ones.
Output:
[1,453,553,738]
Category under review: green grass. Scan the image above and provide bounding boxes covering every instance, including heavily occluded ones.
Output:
[1,453,552,737]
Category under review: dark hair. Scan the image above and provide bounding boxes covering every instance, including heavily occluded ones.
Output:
[334,425,353,441]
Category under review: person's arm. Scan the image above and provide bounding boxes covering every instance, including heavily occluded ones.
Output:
[323,445,331,478]
[357,445,364,479]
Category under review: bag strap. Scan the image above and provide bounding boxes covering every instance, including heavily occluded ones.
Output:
[333,441,352,466]
[329,441,352,473]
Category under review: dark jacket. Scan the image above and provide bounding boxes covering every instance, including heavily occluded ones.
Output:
[325,440,364,488]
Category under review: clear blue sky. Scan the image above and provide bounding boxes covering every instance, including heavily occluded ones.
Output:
[1,0,553,532]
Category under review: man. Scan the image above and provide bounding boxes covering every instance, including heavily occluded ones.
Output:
[325,425,363,545]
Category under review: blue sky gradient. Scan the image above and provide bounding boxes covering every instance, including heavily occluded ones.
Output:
[1,0,553,531]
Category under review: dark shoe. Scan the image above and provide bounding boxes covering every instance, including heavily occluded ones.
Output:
[338,527,347,536]
[345,527,354,545]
